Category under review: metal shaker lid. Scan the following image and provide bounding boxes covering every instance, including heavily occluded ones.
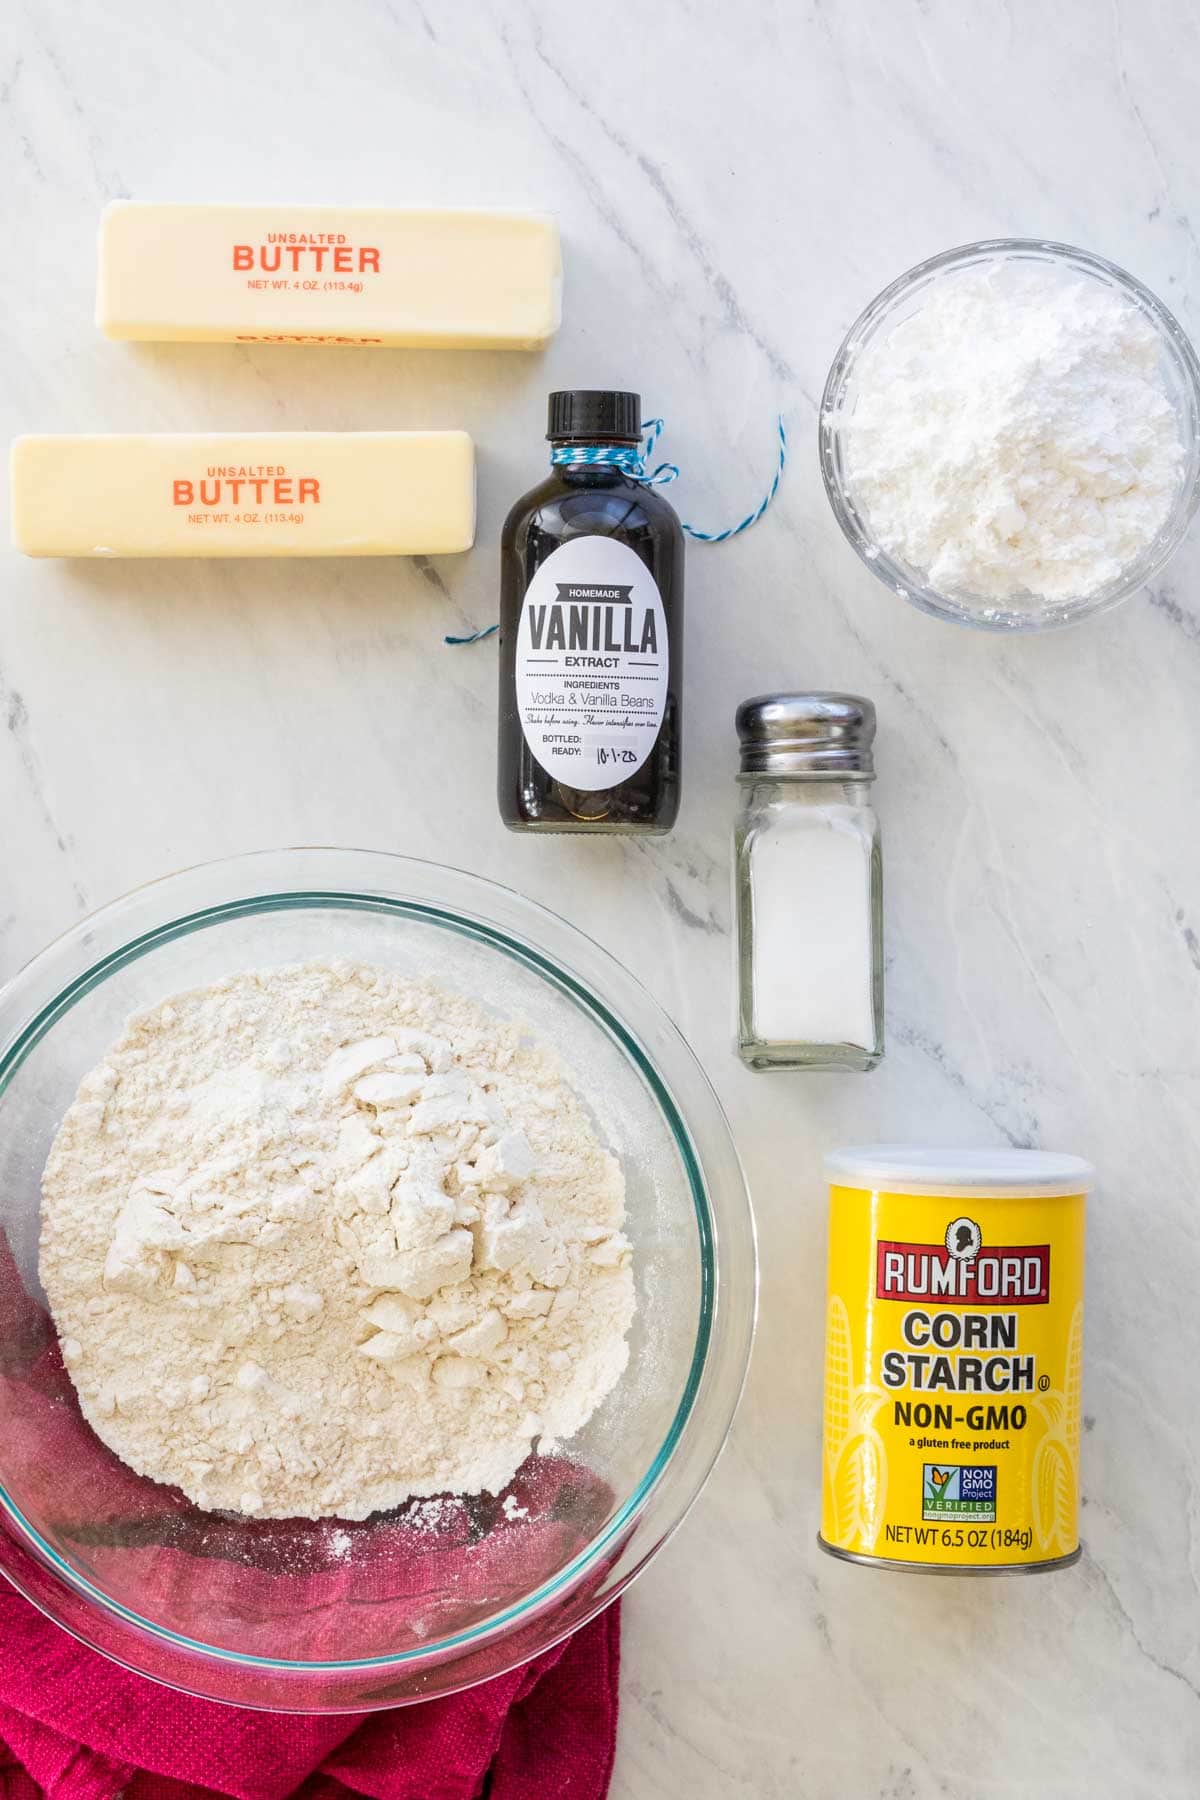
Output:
[735,693,876,778]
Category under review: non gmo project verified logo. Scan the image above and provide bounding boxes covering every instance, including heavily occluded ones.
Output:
[922,1464,997,1523]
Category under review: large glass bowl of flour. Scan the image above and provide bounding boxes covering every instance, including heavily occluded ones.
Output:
[0,849,755,1710]
[821,239,1200,630]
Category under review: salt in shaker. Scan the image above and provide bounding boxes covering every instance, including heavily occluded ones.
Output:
[734,693,883,1071]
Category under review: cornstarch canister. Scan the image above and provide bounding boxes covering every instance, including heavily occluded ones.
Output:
[819,1146,1091,1574]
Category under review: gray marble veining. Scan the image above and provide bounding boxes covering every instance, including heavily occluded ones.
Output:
[2,0,1200,1792]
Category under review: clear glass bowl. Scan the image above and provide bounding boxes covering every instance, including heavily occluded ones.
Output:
[0,850,756,1711]
[820,238,1200,631]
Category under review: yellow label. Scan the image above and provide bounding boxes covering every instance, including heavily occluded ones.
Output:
[820,1183,1085,1568]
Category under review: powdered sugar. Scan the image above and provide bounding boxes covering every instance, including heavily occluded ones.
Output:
[40,961,635,1520]
[842,264,1184,604]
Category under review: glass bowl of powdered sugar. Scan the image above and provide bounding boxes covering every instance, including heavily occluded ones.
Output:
[820,238,1200,630]
[0,849,755,1709]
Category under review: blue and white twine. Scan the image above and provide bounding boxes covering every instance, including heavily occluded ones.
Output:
[444,414,787,645]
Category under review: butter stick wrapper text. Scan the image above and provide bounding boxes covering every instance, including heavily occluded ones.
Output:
[11,432,476,558]
[97,204,561,349]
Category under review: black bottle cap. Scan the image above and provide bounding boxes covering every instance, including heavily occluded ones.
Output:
[547,390,642,445]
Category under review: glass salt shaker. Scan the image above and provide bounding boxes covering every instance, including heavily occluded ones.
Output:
[734,693,883,1071]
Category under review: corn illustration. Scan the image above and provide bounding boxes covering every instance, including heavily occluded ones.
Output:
[1032,1435,1076,1553]
[823,1295,852,1467]
[1031,1301,1083,1554]
[823,1293,889,1552]
[1065,1301,1083,1458]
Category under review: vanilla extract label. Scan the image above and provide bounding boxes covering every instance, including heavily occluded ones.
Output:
[515,538,668,792]
[526,585,659,655]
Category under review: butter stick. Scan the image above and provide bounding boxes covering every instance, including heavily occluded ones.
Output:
[97,203,561,349]
[11,432,475,558]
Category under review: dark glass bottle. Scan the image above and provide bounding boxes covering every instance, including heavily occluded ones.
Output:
[498,390,684,832]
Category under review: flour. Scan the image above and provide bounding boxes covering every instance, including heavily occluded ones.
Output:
[842,264,1184,603]
[40,961,635,1520]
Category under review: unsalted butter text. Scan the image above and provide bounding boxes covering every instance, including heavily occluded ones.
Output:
[172,466,320,507]
[233,243,381,274]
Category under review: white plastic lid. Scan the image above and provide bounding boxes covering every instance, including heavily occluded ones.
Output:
[825,1145,1093,1199]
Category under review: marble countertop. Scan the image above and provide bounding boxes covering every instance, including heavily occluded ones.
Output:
[3,0,1199,1792]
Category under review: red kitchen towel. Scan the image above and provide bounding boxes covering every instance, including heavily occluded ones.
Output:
[0,1582,620,1800]
[0,1232,621,1800]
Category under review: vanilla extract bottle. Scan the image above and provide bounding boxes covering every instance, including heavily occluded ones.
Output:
[498,390,684,832]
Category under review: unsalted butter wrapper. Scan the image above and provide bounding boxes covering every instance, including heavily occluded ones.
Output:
[11,431,476,558]
[97,203,561,349]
